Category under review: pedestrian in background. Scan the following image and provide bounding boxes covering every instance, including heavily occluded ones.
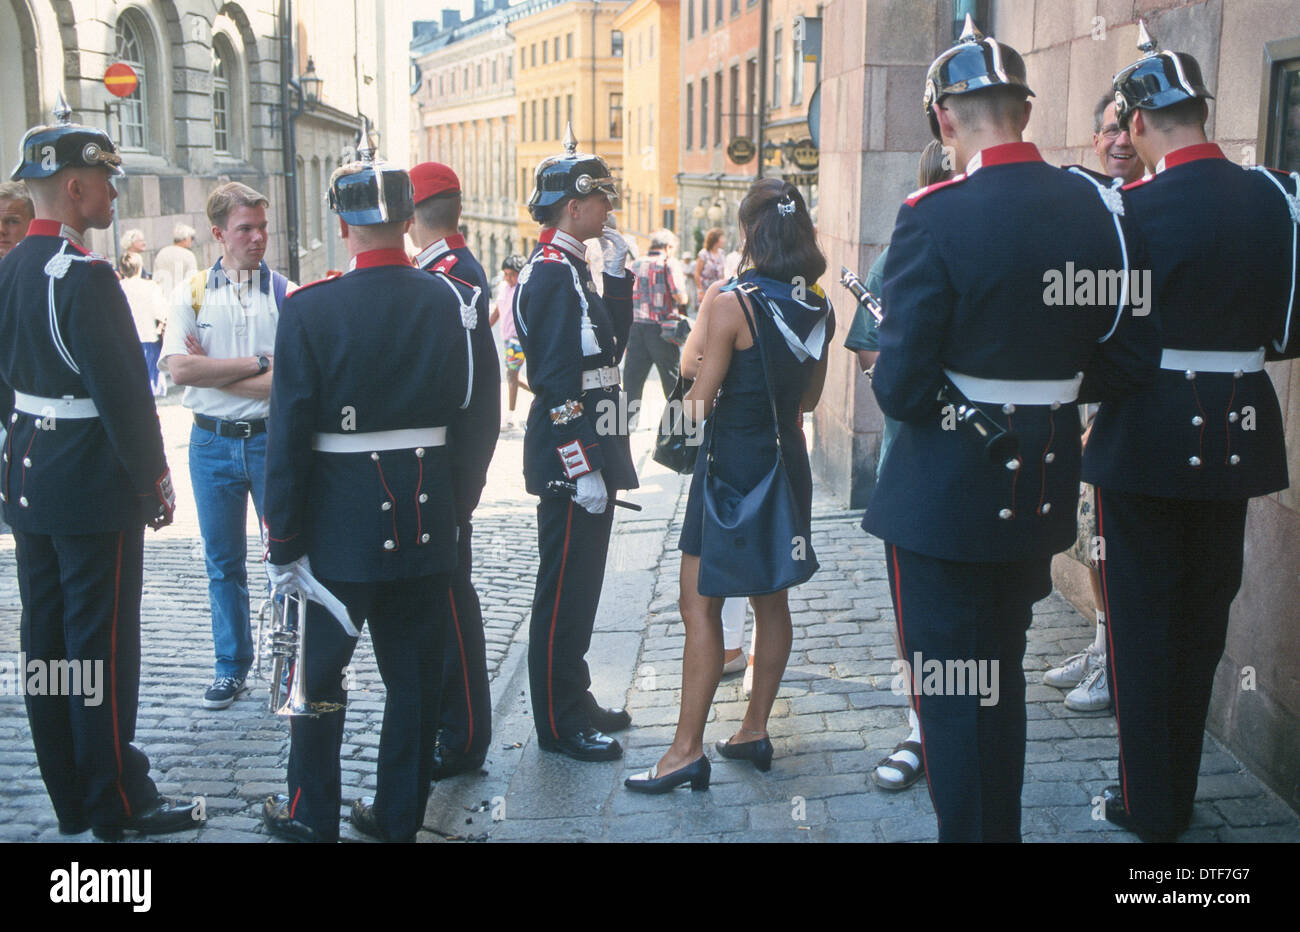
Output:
[0,180,34,260]
[119,227,149,277]
[153,222,198,298]
[624,228,688,428]
[489,254,526,429]
[627,179,833,793]
[118,252,167,395]
[693,227,726,309]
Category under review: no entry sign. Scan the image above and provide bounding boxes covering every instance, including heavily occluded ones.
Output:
[104,63,139,98]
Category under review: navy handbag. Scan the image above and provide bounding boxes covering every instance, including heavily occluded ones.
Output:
[697,289,817,598]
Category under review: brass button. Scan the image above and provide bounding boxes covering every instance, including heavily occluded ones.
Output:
[370,452,380,462]
[22,457,31,468]
[997,508,1013,520]
[1040,503,1051,515]
[1184,370,1196,380]
[1191,415,1203,427]
[415,447,425,458]
[8,413,15,423]
[1050,401,1061,410]
[1001,403,1015,415]
[1229,454,1241,465]
[1233,369,1243,379]
[381,501,392,511]
[1228,412,1239,423]
[420,533,430,543]
[383,539,396,550]
[19,496,28,507]
[1044,453,1055,464]
[1188,456,1202,467]
[418,493,428,503]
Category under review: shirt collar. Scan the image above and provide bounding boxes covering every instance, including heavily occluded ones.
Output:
[209,256,273,293]
[27,219,86,248]
[965,141,1043,175]
[351,248,414,271]
[539,227,588,261]
[1155,142,1226,175]
[414,233,466,269]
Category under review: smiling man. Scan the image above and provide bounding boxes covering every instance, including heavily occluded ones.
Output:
[159,182,293,710]
[1093,95,1144,184]
[0,181,34,259]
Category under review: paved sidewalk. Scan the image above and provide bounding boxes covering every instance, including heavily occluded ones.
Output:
[0,394,1296,842]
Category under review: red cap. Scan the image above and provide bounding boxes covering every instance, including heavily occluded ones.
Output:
[410,162,461,204]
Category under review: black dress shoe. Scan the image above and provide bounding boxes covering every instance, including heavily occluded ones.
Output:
[262,794,323,843]
[715,735,774,773]
[58,819,90,836]
[537,727,623,762]
[430,743,486,782]
[1101,785,1177,843]
[350,797,415,843]
[584,692,632,733]
[92,797,201,841]
[625,755,711,794]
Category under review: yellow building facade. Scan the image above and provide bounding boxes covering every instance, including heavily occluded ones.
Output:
[613,0,680,254]
[509,0,630,253]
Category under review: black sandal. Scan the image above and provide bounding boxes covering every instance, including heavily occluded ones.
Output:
[871,739,925,791]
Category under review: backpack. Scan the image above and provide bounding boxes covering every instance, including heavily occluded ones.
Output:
[632,256,673,322]
[188,268,289,314]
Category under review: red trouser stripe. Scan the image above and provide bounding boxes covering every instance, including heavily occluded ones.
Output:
[890,544,938,832]
[447,586,474,752]
[546,501,575,739]
[109,531,131,816]
[1094,489,1129,813]
[289,785,302,819]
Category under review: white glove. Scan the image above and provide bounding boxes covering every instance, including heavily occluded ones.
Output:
[574,469,608,514]
[267,554,359,637]
[599,222,629,277]
[267,555,310,591]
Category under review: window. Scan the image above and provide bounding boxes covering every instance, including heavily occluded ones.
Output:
[612,30,624,57]
[688,1,695,40]
[554,95,561,139]
[649,25,654,59]
[609,91,623,139]
[716,0,724,22]
[702,0,709,31]
[1265,49,1300,171]
[542,40,548,64]
[746,57,757,135]
[519,49,525,71]
[686,82,694,149]
[700,76,708,149]
[554,37,560,61]
[491,60,497,84]
[531,100,538,141]
[506,54,513,78]
[477,63,483,87]
[115,16,148,149]
[451,71,456,94]
[713,71,723,146]
[542,98,549,140]
[531,43,536,67]
[729,64,740,140]
[212,42,230,154]
[791,25,804,104]
[566,94,574,126]
[567,33,574,58]
[520,103,527,141]
[649,102,654,147]
[732,0,740,13]
[772,27,782,107]
[439,74,445,95]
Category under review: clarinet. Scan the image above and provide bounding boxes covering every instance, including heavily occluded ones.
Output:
[838,267,1022,472]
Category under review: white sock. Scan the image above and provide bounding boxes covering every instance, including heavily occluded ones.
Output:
[906,708,920,743]
[1092,612,1106,653]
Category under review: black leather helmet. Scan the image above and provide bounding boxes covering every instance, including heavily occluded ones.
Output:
[11,93,123,181]
[327,123,414,226]
[1112,20,1213,130]
[922,15,1035,141]
[527,123,619,223]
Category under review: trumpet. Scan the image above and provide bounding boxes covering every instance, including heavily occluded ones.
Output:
[254,590,345,718]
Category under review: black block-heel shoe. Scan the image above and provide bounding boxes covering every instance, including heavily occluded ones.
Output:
[715,735,774,772]
[624,755,711,794]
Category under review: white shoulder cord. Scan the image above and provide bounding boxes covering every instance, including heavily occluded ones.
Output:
[433,271,481,410]
[43,241,100,374]
[1068,167,1129,343]
[516,249,599,354]
[1250,166,1300,354]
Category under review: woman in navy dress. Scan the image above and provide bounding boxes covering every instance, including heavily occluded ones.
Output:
[626,179,833,793]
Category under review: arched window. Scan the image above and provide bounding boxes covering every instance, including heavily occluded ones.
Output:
[212,44,231,154]
[310,156,322,245]
[115,15,148,149]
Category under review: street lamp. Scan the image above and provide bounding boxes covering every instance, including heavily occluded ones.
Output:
[299,57,322,107]
[284,58,324,281]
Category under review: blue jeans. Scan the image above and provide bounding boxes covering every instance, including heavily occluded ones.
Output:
[189,423,268,679]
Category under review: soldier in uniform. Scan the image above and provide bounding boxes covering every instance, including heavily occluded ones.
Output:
[515,125,637,762]
[861,18,1161,842]
[260,139,481,842]
[409,160,500,779]
[0,97,196,840]
[1084,24,1300,842]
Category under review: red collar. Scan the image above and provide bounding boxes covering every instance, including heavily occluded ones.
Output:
[1156,142,1226,174]
[26,219,87,247]
[352,248,413,270]
[965,141,1043,174]
[539,227,588,261]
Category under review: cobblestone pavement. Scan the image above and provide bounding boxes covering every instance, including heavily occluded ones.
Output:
[1,392,1297,842]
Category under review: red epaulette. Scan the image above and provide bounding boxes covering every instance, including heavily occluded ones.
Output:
[1122,173,1155,191]
[539,246,566,263]
[286,269,342,298]
[903,174,968,207]
[432,254,459,275]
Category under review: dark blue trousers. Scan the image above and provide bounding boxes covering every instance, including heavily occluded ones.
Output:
[1095,487,1247,841]
[285,573,447,842]
[439,523,492,761]
[15,527,160,832]
[886,542,1051,843]
[528,497,614,739]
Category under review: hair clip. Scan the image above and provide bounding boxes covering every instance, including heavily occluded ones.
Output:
[776,196,796,216]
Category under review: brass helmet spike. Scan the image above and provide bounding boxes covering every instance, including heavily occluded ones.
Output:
[53,91,73,125]
[1136,19,1158,56]
[562,122,578,157]
[355,117,376,165]
[958,12,984,43]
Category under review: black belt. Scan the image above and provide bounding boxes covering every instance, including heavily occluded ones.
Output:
[194,413,268,438]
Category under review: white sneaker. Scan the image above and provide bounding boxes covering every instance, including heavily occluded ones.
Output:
[1064,656,1111,712]
[742,656,754,699]
[1043,646,1100,689]
[503,416,515,430]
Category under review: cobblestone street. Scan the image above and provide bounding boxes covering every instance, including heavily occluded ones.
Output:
[0,391,1296,843]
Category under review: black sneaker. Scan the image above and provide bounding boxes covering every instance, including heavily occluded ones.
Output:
[203,676,247,710]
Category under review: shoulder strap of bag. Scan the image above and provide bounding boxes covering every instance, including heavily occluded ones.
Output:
[733,284,785,459]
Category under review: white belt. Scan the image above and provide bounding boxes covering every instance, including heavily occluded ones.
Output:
[1159,347,1265,374]
[12,391,99,419]
[312,426,447,454]
[944,370,1083,407]
[582,366,621,391]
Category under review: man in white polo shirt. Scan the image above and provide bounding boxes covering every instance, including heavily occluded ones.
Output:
[160,182,293,709]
